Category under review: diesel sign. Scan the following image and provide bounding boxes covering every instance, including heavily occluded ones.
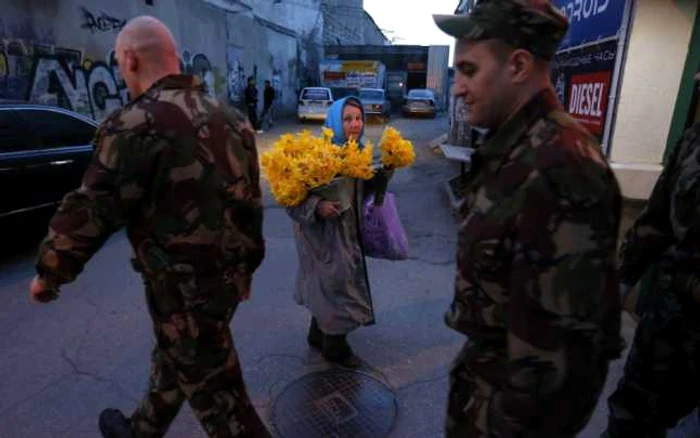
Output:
[568,71,612,135]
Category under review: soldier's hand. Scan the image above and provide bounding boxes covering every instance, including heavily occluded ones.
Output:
[30,276,59,303]
[317,201,341,219]
[233,272,252,302]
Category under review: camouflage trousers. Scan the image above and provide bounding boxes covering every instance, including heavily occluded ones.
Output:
[447,340,607,438]
[129,278,270,438]
[602,290,700,438]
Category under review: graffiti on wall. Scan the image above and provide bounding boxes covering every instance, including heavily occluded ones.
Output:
[181,50,220,98]
[80,7,127,34]
[226,46,246,106]
[0,18,55,46]
[0,41,225,120]
[0,42,127,120]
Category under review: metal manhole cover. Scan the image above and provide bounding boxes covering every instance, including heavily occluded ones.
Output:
[271,369,397,438]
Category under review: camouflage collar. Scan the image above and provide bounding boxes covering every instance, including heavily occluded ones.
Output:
[104,74,205,125]
[478,88,562,160]
[144,74,206,97]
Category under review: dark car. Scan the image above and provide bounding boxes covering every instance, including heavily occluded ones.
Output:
[359,88,391,123]
[0,104,98,231]
[330,87,360,100]
[402,88,437,118]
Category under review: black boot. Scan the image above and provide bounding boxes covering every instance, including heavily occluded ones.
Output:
[322,334,364,369]
[98,409,134,438]
[307,317,323,350]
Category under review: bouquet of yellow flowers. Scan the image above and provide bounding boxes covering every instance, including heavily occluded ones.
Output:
[370,127,416,205]
[260,128,375,207]
[379,126,416,169]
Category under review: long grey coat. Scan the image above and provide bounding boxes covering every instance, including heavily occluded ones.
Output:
[287,180,374,335]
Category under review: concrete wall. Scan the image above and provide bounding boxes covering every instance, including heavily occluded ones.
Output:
[321,0,388,46]
[253,0,323,37]
[251,0,325,94]
[225,12,299,116]
[610,0,698,199]
[0,0,316,121]
[611,0,697,165]
[0,0,228,120]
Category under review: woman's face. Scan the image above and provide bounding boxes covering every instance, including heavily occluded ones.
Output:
[342,104,363,141]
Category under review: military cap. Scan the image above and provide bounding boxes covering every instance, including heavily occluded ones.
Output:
[434,0,569,60]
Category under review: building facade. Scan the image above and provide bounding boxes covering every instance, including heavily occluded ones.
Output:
[324,44,450,110]
[452,0,700,201]
[321,0,388,46]
[0,0,387,120]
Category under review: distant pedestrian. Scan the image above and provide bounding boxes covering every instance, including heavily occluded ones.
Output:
[245,76,262,133]
[260,80,276,129]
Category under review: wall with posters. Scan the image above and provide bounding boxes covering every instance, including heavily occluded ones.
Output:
[552,40,617,141]
[551,0,630,154]
[319,60,386,89]
[553,0,627,49]
[0,0,228,121]
[553,0,700,200]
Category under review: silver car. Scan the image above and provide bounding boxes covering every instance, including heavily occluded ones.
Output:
[402,88,437,118]
[359,88,391,122]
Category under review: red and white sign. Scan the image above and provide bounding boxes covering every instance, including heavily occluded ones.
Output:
[567,71,612,135]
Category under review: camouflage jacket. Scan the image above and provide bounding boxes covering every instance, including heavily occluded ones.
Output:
[36,74,264,289]
[450,89,623,429]
[619,123,700,296]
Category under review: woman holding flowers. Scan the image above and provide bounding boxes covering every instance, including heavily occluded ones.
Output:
[286,97,381,368]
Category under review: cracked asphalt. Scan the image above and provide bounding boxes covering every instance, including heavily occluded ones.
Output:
[1,114,697,437]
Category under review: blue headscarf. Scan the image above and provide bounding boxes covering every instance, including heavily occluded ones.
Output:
[324,96,365,146]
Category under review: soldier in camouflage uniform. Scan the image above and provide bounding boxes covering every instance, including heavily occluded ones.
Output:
[28,16,270,438]
[602,75,700,437]
[434,1,624,436]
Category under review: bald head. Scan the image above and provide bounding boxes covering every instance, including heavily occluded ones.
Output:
[115,16,180,98]
[117,16,177,59]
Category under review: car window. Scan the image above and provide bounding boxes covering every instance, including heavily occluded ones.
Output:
[408,90,432,98]
[0,110,36,153]
[17,109,96,149]
[301,89,331,101]
[359,90,384,100]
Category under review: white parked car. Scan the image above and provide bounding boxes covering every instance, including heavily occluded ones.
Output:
[297,87,334,123]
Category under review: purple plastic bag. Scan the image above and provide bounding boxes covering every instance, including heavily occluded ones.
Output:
[361,192,409,260]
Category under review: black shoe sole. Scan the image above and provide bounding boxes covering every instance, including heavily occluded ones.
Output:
[307,336,323,351]
[98,409,133,438]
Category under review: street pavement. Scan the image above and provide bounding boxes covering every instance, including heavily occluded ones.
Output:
[0,113,697,437]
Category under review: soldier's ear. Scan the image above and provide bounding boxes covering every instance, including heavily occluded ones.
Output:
[508,49,536,84]
[124,50,139,73]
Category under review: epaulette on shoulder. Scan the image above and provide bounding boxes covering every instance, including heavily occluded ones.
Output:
[549,109,582,131]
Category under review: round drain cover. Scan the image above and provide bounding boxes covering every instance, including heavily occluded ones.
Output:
[271,369,397,438]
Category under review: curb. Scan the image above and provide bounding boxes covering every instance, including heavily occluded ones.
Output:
[427,133,448,154]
